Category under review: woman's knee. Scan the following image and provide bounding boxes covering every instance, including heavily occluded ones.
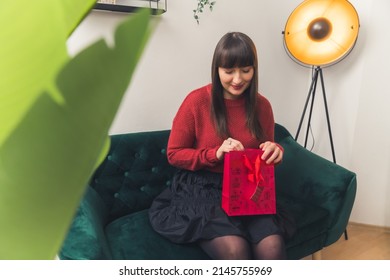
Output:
[223,243,251,259]
[199,235,251,260]
[253,234,286,260]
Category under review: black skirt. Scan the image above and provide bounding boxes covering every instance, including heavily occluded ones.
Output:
[149,169,294,244]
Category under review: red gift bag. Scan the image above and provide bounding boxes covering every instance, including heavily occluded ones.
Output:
[222,149,276,216]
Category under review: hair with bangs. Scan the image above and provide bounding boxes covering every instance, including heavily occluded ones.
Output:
[210,32,263,140]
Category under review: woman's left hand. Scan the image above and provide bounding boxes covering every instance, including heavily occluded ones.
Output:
[259,141,283,165]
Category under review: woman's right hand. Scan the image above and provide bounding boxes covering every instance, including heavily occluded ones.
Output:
[216,137,245,160]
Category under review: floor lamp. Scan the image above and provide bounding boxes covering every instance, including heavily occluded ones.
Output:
[283,0,360,240]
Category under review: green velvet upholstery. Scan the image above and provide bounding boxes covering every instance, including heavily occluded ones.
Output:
[59,124,357,260]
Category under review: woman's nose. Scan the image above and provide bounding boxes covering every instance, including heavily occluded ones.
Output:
[233,72,242,84]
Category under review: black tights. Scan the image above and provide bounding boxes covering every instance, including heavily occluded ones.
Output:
[199,234,286,260]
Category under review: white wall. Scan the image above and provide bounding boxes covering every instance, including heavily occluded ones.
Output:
[67,0,390,228]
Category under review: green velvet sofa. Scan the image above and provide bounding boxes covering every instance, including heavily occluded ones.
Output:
[59,124,357,260]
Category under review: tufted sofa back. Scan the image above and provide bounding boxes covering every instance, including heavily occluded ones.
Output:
[90,130,177,223]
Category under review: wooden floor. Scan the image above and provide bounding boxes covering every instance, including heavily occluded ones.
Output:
[303,222,390,260]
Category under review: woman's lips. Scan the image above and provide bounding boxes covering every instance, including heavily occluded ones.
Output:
[232,84,243,90]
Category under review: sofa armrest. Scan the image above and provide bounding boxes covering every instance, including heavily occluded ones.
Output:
[275,134,357,246]
[59,186,112,259]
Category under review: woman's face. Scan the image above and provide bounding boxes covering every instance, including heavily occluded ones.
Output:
[218,66,254,100]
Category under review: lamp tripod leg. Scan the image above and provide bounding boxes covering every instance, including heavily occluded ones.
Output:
[304,68,319,148]
[318,68,348,240]
[295,67,319,143]
[319,68,336,164]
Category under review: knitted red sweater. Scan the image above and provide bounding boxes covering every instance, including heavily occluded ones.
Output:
[167,84,278,173]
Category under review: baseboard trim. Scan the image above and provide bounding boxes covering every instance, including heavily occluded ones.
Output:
[348,222,390,233]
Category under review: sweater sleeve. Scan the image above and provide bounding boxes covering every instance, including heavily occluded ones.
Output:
[167,93,220,171]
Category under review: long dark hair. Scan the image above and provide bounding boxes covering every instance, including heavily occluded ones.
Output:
[210,32,263,140]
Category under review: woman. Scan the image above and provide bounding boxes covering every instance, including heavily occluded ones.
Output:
[149,32,289,259]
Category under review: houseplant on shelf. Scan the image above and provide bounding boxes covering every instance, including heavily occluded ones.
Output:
[0,0,153,259]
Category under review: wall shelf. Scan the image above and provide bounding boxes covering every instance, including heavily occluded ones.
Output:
[95,0,167,15]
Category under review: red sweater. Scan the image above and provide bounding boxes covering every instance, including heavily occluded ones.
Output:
[167,84,278,173]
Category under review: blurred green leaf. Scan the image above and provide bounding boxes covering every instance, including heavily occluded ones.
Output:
[61,0,98,36]
[0,0,152,259]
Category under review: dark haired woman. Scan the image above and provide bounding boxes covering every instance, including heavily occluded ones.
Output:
[149,32,288,260]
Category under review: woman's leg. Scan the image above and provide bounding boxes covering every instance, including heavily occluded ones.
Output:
[252,234,286,260]
[199,235,252,259]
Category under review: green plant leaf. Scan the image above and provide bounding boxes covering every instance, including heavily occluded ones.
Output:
[0,0,96,148]
[0,1,152,259]
[61,0,97,36]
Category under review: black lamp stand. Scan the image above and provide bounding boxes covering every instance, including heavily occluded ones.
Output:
[294,66,348,240]
[295,66,336,162]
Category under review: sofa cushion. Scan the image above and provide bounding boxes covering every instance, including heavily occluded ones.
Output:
[105,209,210,260]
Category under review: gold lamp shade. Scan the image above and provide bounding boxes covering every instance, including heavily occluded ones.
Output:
[284,0,359,66]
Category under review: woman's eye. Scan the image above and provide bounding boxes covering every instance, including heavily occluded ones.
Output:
[242,68,252,73]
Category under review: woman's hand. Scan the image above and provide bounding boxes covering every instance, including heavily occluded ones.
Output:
[216,138,244,160]
[259,141,283,165]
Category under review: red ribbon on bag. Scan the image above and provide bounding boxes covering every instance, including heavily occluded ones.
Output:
[243,154,265,203]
